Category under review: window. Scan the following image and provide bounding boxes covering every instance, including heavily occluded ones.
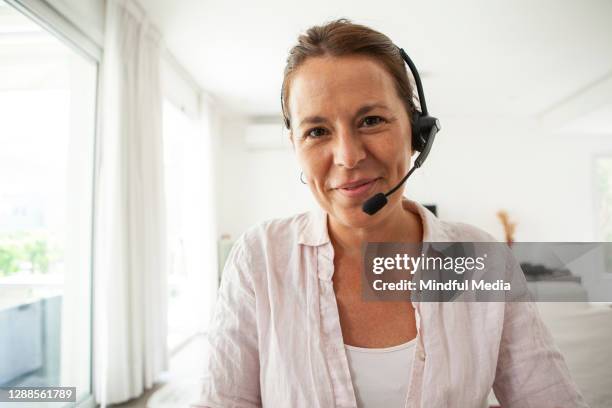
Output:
[0,1,97,402]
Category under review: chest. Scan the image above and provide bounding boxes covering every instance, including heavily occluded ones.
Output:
[259,245,501,407]
[332,254,417,348]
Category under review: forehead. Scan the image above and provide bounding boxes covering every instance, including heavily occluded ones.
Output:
[287,55,399,120]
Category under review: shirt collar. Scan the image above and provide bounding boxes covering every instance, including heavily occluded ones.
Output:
[297,197,447,246]
[297,204,329,246]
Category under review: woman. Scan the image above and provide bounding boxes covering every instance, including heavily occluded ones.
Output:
[194,19,587,408]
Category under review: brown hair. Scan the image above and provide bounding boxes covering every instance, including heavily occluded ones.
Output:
[281,18,417,130]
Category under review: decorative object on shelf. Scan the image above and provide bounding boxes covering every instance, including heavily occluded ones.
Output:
[496,210,517,247]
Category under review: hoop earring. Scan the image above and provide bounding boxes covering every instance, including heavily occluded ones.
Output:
[300,172,307,185]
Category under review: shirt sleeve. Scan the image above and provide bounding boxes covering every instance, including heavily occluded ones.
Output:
[192,236,262,408]
[492,250,589,408]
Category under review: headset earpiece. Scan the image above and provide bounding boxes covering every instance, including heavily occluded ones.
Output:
[411,111,425,152]
[399,47,440,157]
[412,114,439,153]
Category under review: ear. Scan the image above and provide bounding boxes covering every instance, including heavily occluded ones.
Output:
[288,130,295,150]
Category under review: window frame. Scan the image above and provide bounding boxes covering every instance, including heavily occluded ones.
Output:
[3,1,102,406]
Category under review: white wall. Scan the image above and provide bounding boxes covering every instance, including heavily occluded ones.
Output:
[213,114,608,243]
[212,116,318,241]
[409,114,603,242]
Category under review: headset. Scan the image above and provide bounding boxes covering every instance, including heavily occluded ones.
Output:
[282,47,440,216]
[362,47,441,215]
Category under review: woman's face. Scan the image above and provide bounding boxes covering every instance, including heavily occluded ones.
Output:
[288,54,413,228]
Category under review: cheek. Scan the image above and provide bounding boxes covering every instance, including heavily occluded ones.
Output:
[367,132,410,169]
[296,144,331,183]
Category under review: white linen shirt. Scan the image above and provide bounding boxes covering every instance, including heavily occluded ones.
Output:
[193,198,588,408]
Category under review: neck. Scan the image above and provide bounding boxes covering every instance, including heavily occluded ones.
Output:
[328,199,423,256]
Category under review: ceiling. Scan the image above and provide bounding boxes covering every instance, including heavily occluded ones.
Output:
[142,0,612,120]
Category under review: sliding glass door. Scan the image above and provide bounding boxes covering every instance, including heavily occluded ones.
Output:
[0,1,97,405]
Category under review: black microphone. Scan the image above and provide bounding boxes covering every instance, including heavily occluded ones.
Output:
[361,165,417,215]
[362,122,439,215]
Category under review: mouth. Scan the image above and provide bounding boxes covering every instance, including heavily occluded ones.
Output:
[335,178,380,198]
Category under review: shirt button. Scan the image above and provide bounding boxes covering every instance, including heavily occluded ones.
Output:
[418,349,426,361]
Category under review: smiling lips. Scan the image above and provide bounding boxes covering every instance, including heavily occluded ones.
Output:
[335,178,380,198]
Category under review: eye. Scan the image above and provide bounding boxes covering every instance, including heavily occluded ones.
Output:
[304,127,327,139]
[361,116,386,127]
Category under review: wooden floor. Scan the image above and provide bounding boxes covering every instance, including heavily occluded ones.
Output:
[110,334,207,408]
[112,385,164,408]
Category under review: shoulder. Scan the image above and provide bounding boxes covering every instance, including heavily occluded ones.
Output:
[236,211,311,257]
[434,218,499,243]
[224,212,311,289]
[406,199,498,243]
[241,211,309,243]
[221,212,308,282]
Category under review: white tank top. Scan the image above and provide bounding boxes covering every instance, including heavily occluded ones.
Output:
[344,338,416,408]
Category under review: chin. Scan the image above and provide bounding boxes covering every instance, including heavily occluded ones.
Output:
[332,203,383,228]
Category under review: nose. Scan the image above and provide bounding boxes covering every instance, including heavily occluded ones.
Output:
[333,126,366,169]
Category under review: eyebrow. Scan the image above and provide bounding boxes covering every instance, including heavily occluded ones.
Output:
[297,103,390,128]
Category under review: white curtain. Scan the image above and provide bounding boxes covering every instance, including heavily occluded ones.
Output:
[94,0,168,405]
